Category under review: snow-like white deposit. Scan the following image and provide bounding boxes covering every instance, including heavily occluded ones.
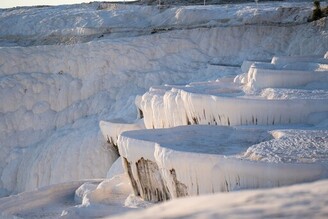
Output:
[100,119,146,147]
[137,53,328,128]
[110,179,328,219]
[117,126,328,201]
[242,129,328,163]
[1,1,328,218]
[0,31,220,195]
[246,64,328,89]
[0,158,150,219]
[0,180,102,218]
[2,1,327,196]
[0,2,317,47]
[137,84,328,128]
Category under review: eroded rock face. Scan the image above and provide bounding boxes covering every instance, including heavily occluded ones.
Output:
[123,158,140,197]
[170,169,188,198]
[124,157,171,202]
[123,157,189,202]
[136,158,171,202]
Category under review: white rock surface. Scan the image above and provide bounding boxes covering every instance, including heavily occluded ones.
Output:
[246,66,328,89]
[241,129,328,163]
[118,126,328,202]
[137,83,328,128]
[0,180,102,217]
[0,1,327,218]
[116,52,328,202]
[2,2,327,195]
[100,119,146,147]
[109,179,328,219]
[0,2,316,47]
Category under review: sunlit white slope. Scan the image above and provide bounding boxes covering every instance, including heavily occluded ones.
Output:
[109,179,328,219]
[0,158,141,219]
[0,2,315,47]
[0,180,100,218]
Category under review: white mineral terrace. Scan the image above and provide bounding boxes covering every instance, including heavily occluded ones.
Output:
[117,126,328,202]
[100,119,146,146]
[98,53,328,203]
[246,65,328,89]
[136,54,328,129]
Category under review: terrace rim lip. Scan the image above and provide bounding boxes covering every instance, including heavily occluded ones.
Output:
[118,125,268,156]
